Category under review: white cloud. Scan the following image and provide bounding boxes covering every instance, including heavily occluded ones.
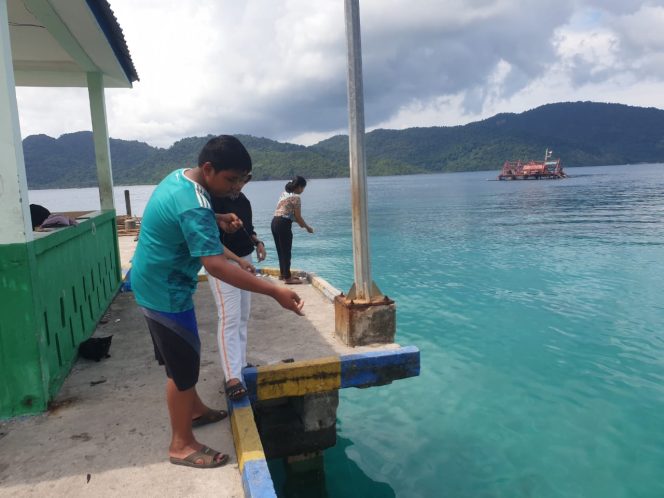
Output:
[554,27,621,83]
[13,0,664,148]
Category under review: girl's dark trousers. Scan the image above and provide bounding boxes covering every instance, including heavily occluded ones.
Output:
[271,216,293,279]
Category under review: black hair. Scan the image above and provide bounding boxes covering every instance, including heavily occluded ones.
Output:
[285,175,307,193]
[198,135,252,173]
[29,204,50,229]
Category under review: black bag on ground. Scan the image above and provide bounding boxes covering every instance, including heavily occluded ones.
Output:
[79,336,113,361]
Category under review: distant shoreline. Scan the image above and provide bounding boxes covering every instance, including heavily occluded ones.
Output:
[26,161,664,191]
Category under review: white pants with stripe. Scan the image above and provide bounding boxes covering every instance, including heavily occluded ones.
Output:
[207,254,252,382]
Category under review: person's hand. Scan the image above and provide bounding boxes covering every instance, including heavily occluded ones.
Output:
[238,259,255,273]
[306,225,314,234]
[217,213,243,233]
[273,286,304,315]
[256,242,267,262]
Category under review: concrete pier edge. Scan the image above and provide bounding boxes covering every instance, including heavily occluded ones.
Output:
[228,396,276,498]
[256,268,342,303]
[118,259,419,498]
[121,259,342,301]
[243,346,420,402]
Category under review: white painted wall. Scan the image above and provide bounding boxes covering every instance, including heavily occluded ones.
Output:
[0,0,32,244]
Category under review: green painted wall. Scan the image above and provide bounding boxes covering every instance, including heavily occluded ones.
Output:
[0,242,44,413]
[0,211,121,418]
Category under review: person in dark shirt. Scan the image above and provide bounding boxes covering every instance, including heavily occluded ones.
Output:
[209,175,266,400]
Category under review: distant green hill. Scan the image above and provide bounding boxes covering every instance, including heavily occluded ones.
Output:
[24,101,664,189]
[23,132,158,189]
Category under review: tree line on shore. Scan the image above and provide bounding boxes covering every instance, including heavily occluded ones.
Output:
[24,101,664,189]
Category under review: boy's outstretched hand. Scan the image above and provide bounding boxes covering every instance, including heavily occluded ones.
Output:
[216,213,243,233]
[273,286,304,316]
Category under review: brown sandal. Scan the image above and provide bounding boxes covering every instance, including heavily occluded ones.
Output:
[192,408,228,428]
[169,446,229,468]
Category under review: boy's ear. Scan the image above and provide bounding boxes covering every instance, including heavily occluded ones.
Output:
[201,162,215,176]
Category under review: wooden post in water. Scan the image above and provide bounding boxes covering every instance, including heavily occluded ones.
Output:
[124,189,132,217]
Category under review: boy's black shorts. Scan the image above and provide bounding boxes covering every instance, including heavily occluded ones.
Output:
[140,307,201,391]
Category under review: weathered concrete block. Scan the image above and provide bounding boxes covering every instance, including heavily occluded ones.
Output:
[292,392,339,431]
[254,392,339,459]
[334,295,396,346]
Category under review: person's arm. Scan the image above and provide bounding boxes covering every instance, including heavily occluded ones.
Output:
[247,229,266,262]
[201,254,304,315]
[245,201,266,261]
[294,204,314,233]
[222,244,255,273]
[242,199,267,262]
[255,240,267,262]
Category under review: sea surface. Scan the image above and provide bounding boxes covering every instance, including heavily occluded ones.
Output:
[30,163,664,497]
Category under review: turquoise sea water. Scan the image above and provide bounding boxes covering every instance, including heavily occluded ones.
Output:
[31,164,664,497]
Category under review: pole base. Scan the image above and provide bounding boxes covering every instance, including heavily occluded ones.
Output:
[334,291,396,346]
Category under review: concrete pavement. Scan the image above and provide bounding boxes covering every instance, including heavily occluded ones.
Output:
[0,235,403,497]
[0,289,242,497]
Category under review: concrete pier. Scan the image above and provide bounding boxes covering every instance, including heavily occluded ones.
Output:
[0,290,243,497]
[0,236,419,497]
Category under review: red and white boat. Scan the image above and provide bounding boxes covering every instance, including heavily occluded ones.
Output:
[498,148,566,180]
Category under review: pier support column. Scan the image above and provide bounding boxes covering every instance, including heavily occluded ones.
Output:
[285,452,324,474]
[254,392,339,459]
[335,295,396,346]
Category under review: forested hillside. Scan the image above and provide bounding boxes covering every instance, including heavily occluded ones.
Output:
[24,101,664,189]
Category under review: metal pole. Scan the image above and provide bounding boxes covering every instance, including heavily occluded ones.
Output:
[344,0,374,301]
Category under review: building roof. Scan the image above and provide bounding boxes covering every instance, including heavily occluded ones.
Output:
[8,0,139,88]
[85,0,138,84]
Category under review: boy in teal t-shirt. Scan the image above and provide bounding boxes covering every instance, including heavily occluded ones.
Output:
[132,168,224,312]
[132,135,304,469]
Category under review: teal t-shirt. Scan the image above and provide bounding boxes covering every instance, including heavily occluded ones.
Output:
[132,169,223,312]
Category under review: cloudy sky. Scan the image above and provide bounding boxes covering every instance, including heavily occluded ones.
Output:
[15,0,664,147]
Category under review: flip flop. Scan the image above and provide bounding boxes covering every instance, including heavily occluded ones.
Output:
[225,381,248,401]
[169,445,229,468]
[192,408,228,428]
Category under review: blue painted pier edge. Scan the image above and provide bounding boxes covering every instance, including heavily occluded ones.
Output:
[228,396,277,498]
[237,346,420,497]
[243,346,421,402]
[340,346,420,388]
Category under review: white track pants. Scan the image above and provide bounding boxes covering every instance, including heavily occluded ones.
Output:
[207,254,252,382]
